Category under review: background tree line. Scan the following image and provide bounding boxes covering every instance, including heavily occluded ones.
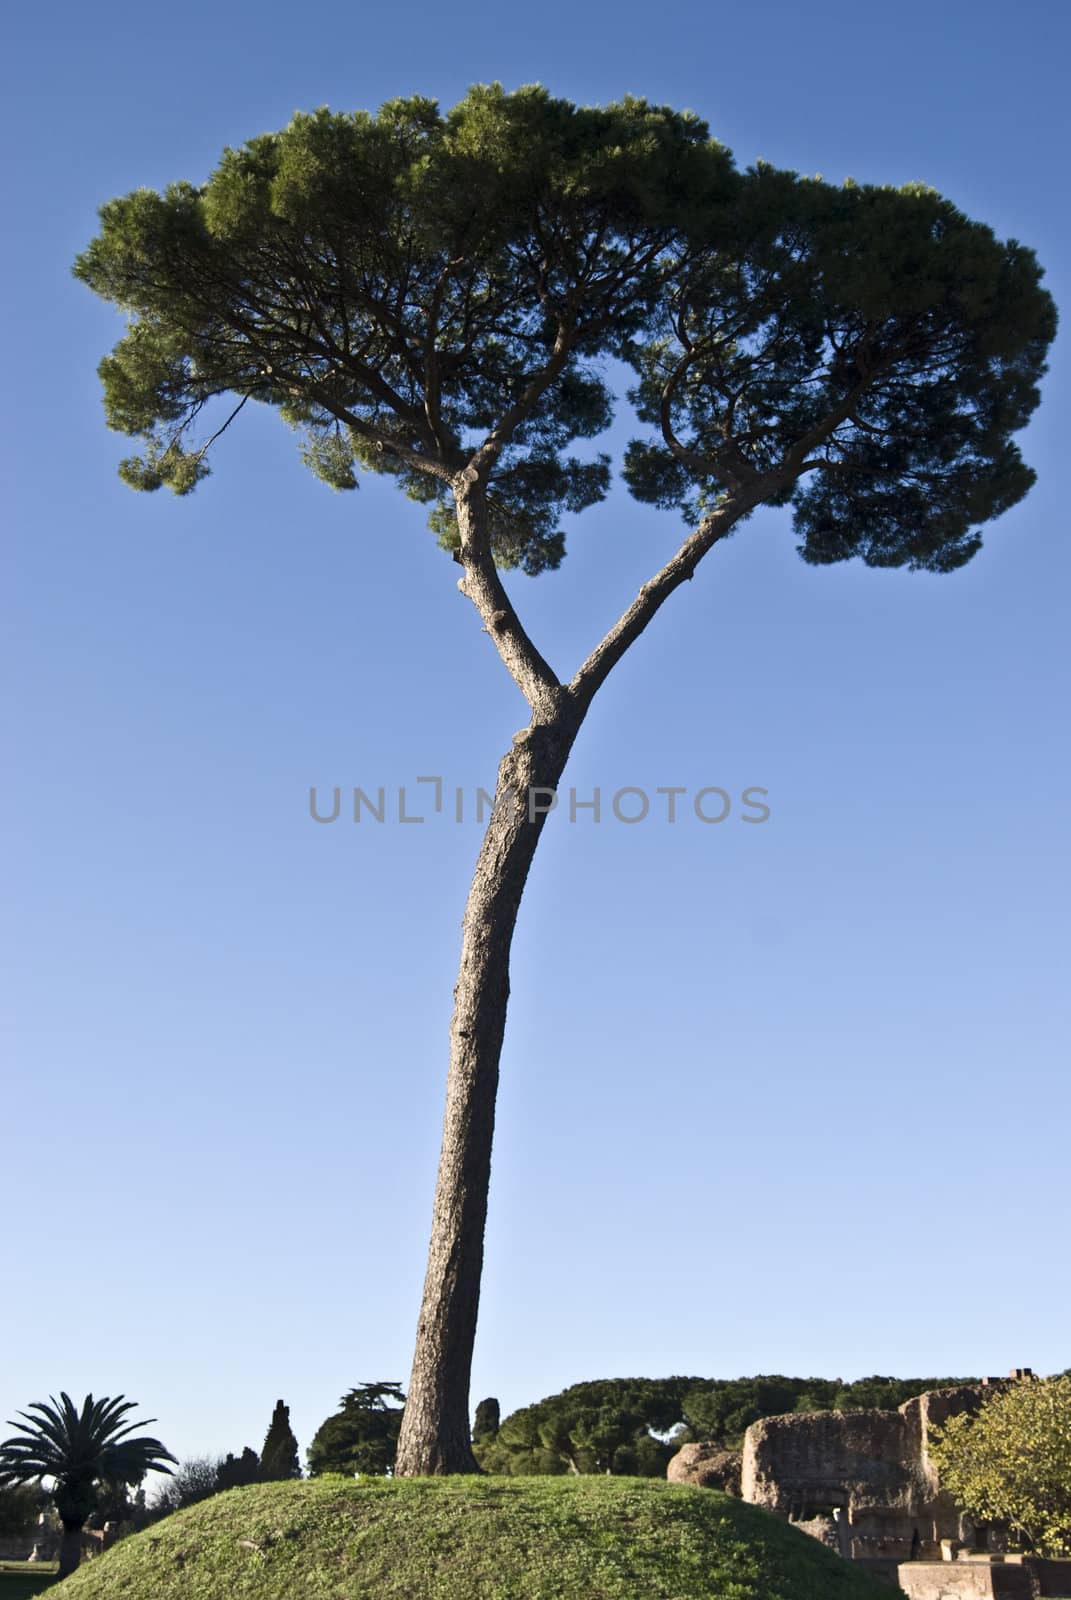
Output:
[471,1374,974,1477]
[302,1374,972,1479]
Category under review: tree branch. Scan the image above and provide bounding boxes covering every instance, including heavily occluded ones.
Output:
[288,382,457,484]
[453,481,563,714]
[466,328,575,479]
[780,361,890,476]
[188,392,251,464]
[569,486,764,710]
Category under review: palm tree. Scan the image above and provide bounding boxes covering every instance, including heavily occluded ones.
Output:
[0,1392,177,1576]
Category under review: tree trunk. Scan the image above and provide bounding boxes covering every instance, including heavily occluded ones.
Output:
[394,704,581,1475]
[58,1521,83,1579]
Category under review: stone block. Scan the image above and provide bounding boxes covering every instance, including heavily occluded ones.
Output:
[898,1562,1037,1599]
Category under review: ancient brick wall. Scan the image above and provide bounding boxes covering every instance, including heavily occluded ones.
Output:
[741,1408,916,1519]
[739,1386,991,1560]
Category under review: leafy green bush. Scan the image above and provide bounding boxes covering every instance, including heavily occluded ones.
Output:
[930,1375,1071,1556]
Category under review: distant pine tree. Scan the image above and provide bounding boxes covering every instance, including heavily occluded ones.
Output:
[258,1401,300,1481]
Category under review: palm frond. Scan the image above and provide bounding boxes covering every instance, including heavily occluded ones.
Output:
[0,1392,177,1493]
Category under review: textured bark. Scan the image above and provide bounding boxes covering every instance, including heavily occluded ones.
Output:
[395,479,763,1475]
[58,1522,83,1579]
[394,708,581,1475]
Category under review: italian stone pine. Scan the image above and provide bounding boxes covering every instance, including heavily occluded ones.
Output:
[0,1392,176,1576]
[74,85,1056,1476]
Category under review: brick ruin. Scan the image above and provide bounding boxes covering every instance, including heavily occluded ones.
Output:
[734,1370,1039,1574]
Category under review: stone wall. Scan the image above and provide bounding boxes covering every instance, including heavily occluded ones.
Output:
[740,1407,920,1523]
[898,1558,1071,1599]
[0,1524,119,1564]
[739,1386,988,1561]
[901,1387,986,1524]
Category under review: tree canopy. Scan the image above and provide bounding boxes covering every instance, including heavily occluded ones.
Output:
[0,1482,44,1539]
[151,1455,223,1515]
[475,1374,976,1475]
[74,84,1054,582]
[306,1384,407,1477]
[472,1398,501,1443]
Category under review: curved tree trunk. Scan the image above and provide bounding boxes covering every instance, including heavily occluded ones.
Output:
[394,705,581,1475]
[393,482,749,1476]
[59,1521,83,1579]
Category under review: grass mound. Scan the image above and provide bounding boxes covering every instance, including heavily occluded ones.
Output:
[55,1476,894,1599]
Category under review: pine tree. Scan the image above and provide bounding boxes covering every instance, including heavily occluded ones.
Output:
[75,86,1057,1474]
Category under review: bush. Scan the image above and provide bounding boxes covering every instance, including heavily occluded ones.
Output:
[930,1374,1071,1556]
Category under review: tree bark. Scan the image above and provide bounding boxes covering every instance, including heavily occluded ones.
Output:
[394,704,581,1475]
[393,482,763,1475]
[58,1521,83,1579]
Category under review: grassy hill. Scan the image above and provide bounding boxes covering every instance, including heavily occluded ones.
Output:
[54,1475,894,1599]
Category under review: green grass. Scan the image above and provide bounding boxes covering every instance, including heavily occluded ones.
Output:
[53,1476,896,1599]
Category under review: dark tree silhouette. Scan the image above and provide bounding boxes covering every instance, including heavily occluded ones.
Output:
[216,1446,260,1491]
[473,1398,501,1443]
[0,1393,176,1575]
[258,1400,301,1481]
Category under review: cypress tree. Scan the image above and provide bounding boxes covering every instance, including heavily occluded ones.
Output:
[258,1400,300,1481]
[473,1398,500,1442]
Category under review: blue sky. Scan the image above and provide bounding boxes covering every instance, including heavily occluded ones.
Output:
[3,0,1068,1472]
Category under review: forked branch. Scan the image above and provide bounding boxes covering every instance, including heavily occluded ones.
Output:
[569,485,765,711]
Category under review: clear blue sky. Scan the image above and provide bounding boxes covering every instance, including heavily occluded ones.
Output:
[3,0,1068,1472]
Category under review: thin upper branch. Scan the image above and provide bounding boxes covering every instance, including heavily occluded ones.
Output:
[189,392,251,462]
[568,486,765,711]
[466,327,575,480]
[293,384,457,484]
[453,481,562,714]
[780,357,891,476]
